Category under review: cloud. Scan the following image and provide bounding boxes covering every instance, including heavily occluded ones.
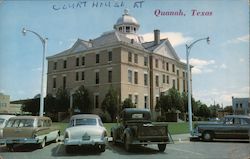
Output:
[239,58,245,63]
[181,58,215,74]
[193,86,250,106]
[141,32,192,47]
[226,34,249,44]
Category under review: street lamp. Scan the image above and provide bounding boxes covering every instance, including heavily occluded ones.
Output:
[186,37,210,135]
[22,28,48,117]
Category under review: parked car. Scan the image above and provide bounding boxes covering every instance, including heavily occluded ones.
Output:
[0,115,16,139]
[64,114,107,153]
[111,108,169,152]
[193,115,250,141]
[0,116,60,151]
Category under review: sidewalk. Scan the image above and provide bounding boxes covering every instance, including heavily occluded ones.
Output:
[170,133,191,143]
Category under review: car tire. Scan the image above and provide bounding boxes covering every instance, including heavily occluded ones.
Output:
[111,131,117,145]
[6,144,14,152]
[202,131,213,141]
[158,144,166,152]
[98,144,106,152]
[124,136,131,152]
[39,138,46,149]
[54,133,60,143]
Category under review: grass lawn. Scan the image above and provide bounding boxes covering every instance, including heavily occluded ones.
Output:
[52,122,189,136]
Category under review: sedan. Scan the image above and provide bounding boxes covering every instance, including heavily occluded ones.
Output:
[64,114,107,153]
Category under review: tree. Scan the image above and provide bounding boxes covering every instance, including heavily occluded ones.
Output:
[223,106,233,114]
[197,104,210,119]
[55,88,70,112]
[101,87,118,122]
[122,98,135,110]
[73,85,92,113]
[45,94,56,113]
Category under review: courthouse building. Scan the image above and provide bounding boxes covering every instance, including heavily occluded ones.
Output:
[47,10,189,113]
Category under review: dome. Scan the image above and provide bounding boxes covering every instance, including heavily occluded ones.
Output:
[114,9,140,33]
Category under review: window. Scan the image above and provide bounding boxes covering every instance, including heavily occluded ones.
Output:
[75,72,79,81]
[144,96,148,109]
[162,61,165,69]
[128,70,132,83]
[183,71,185,78]
[240,103,242,108]
[95,72,99,84]
[134,54,138,64]
[166,62,169,71]
[108,51,112,62]
[144,73,148,86]
[76,57,79,66]
[63,76,66,89]
[108,70,112,83]
[119,27,122,31]
[126,26,130,32]
[183,80,186,92]
[163,74,166,83]
[82,56,85,65]
[53,62,57,70]
[144,56,148,66]
[172,64,175,72]
[53,77,56,88]
[177,70,179,76]
[156,75,159,87]
[128,52,132,62]
[156,97,159,103]
[172,79,176,88]
[95,95,99,108]
[155,59,158,68]
[96,54,100,63]
[134,95,138,106]
[167,75,169,84]
[63,60,67,69]
[134,72,138,84]
[129,94,132,100]
[82,71,85,80]
[177,78,180,90]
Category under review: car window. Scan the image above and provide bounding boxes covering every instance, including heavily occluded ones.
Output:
[0,118,4,126]
[234,118,241,125]
[224,117,233,125]
[24,119,34,127]
[13,120,20,127]
[98,119,104,127]
[240,118,249,125]
[6,119,15,127]
[37,119,43,127]
[75,118,97,126]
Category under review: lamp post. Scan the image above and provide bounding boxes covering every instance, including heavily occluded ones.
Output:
[22,28,47,117]
[186,37,210,135]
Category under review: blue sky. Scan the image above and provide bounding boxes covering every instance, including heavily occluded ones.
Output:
[0,0,249,106]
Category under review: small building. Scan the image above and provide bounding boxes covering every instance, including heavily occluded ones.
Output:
[0,93,22,114]
[232,97,250,115]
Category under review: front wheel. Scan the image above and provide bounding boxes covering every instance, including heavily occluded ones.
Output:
[202,131,213,141]
[158,144,166,152]
[6,144,14,152]
[97,144,106,152]
[124,136,131,152]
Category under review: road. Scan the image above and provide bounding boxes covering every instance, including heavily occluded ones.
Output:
[0,140,250,159]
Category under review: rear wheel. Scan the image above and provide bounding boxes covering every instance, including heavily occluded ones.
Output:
[202,131,213,141]
[158,144,166,152]
[111,131,117,145]
[39,138,46,149]
[6,144,14,152]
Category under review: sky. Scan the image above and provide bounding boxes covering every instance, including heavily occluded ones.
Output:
[0,0,249,107]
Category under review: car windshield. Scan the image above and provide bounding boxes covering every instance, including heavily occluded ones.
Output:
[0,118,4,126]
[75,118,97,126]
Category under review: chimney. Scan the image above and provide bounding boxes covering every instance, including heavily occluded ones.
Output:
[154,29,160,45]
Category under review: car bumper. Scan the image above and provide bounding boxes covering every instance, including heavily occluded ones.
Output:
[64,138,106,146]
[0,138,41,144]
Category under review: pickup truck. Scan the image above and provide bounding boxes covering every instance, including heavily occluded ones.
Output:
[193,115,250,141]
[111,108,169,152]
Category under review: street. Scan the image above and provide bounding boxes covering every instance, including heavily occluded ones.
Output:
[0,140,249,159]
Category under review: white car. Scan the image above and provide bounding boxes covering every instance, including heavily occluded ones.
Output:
[0,115,15,139]
[64,114,107,153]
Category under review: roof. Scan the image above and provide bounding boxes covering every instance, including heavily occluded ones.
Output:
[114,9,140,28]
[225,115,250,119]
[70,114,100,120]
[8,116,51,120]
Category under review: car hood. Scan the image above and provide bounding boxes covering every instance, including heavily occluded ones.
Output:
[65,125,106,139]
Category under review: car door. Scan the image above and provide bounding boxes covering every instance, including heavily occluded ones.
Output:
[220,117,235,139]
[236,118,250,139]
